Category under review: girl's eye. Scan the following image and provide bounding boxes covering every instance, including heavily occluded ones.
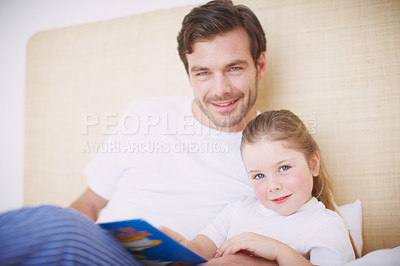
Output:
[254,173,265,180]
[279,165,291,172]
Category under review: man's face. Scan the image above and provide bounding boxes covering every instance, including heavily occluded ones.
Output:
[186,27,266,132]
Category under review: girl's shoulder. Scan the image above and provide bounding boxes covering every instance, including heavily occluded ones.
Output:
[305,199,348,232]
[299,198,345,225]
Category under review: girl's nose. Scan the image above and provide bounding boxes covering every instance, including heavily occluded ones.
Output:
[267,177,283,192]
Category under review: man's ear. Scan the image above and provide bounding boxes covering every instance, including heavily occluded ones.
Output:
[310,152,320,177]
[256,51,266,81]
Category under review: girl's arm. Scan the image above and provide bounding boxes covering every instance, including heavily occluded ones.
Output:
[159,226,218,259]
[216,232,314,266]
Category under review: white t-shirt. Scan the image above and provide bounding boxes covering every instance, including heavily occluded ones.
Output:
[84,96,253,239]
[199,197,355,265]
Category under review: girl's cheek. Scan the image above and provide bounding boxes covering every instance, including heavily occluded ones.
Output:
[253,184,266,199]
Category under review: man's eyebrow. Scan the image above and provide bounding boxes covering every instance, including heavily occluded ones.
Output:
[225,59,248,68]
[190,66,209,73]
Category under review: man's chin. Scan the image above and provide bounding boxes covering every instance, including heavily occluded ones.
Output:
[209,116,243,130]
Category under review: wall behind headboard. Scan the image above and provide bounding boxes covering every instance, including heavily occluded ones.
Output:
[25,0,400,254]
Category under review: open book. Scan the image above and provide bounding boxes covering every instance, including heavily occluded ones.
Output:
[99,219,207,265]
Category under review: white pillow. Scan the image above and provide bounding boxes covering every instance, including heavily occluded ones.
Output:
[345,246,400,266]
[337,199,363,257]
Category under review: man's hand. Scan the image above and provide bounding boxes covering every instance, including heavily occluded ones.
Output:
[158,226,189,247]
[159,227,217,259]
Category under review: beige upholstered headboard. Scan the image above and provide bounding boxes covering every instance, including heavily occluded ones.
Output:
[24,0,399,255]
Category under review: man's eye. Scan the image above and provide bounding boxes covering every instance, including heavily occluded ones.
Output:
[198,71,209,76]
[254,173,265,180]
[279,165,290,172]
[230,66,241,71]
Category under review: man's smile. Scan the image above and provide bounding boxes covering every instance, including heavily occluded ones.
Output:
[211,98,240,108]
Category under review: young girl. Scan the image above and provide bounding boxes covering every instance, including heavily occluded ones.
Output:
[161,110,355,265]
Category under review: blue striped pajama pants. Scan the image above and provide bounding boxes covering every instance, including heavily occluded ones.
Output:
[0,205,141,265]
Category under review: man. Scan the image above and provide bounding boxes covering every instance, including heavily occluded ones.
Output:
[70,0,266,236]
[0,1,270,265]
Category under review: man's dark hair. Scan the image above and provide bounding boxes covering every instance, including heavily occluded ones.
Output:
[177,0,266,73]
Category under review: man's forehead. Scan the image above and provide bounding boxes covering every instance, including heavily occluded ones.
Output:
[186,28,253,71]
[190,27,250,49]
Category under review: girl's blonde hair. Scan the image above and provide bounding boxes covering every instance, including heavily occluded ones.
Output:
[241,109,336,211]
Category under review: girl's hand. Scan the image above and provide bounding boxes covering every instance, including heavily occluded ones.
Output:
[158,226,189,247]
[215,232,279,261]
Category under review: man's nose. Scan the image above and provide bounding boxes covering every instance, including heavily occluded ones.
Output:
[212,73,232,97]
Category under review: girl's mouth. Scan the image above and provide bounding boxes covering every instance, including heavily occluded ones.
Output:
[271,194,292,204]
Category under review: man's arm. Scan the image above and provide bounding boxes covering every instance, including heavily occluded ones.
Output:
[204,253,278,266]
[69,187,108,221]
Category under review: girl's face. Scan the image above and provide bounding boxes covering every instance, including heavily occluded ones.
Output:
[241,140,320,216]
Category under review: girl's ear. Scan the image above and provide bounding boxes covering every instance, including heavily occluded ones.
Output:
[310,152,320,177]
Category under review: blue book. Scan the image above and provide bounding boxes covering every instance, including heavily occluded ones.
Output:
[99,219,207,265]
